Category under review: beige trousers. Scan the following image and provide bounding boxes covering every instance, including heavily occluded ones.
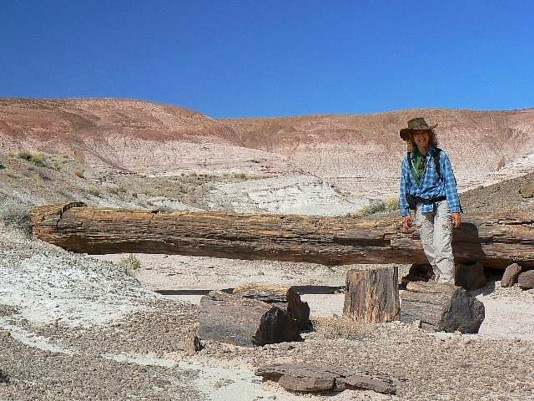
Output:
[415,200,455,284]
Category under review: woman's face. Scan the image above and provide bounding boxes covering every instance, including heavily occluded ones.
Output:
[413,130,430,149]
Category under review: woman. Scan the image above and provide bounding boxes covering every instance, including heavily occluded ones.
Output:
[399,118,462,285]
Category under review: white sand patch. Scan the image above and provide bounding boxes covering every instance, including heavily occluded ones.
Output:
[0,245,159,328]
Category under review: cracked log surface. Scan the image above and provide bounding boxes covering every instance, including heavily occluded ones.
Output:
[31,202,534,268]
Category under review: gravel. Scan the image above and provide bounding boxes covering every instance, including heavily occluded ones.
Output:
[1,180,534,400]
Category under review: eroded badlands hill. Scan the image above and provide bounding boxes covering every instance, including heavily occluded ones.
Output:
[225,109,534,196]
[0,98,294,176]
[0,98,533,213]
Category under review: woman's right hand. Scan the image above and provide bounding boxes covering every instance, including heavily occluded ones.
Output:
[402,215,413,230]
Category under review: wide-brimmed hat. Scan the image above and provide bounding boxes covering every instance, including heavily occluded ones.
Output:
[400,117,438,140]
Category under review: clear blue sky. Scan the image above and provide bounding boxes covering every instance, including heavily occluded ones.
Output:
[1,1,533,117]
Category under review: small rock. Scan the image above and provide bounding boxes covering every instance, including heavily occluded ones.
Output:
[517,270,534,290]
[501,263,522,287]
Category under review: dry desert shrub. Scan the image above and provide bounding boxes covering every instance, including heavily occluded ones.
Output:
[119,253,141,271]
[74,168,85,178]
[0,194,32,235]
[385,196,399,211]
[18,150,45,166]
[359,196,400,216]
[312,315,375,340]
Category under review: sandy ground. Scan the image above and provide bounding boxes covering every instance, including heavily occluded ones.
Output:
[1,224,534,400]
[95,253,534,342]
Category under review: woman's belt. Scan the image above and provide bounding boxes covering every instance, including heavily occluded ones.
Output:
[414,195,446,204]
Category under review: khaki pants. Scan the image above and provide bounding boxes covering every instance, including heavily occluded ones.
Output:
[415,200,455,284]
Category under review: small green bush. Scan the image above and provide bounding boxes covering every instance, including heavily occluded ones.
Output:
[359,200,387,216]
[17,150,33,161]
[18,151,45,167]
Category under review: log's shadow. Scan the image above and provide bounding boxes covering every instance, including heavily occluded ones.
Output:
[155,285,345,296]
[450,222,500,294]
[466,281,496,297]
[452,222,486,264]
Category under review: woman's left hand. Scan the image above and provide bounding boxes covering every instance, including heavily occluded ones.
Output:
[451,212,462,228]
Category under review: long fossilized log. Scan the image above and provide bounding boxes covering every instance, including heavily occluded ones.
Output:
[31,202,534,268]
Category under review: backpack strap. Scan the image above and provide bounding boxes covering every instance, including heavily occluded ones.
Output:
[433,148,442,180]
[407,147,442,180]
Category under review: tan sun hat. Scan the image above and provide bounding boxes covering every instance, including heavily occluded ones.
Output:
[400,117,438,140]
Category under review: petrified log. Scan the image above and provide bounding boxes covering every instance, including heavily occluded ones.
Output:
[256,363,396,394]
[343,267,400,323]
[400,281,485,333]
[232,284,312,331]
[31,202,534,268]
[198,291,301,347]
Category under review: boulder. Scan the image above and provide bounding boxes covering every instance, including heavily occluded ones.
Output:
[455,261,486,291]
[198,290,301,347]
[517,270,534,290]
[400,281,485,333]
[232,284,311,331]
[501,263,522,287]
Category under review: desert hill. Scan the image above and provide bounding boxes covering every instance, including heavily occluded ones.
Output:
[1,98,534,401]
[0,98,293,176]
[225,109,534,196]
[0,98,533,214]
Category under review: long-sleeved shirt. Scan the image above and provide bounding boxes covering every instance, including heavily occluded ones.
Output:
[399,145,462,216]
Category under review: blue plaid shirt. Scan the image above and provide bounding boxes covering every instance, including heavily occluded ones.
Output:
[399,146,462,216]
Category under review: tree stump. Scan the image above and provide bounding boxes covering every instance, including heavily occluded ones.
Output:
[343,267,400,323]
[198,290,301,347]
[400,281,485,333]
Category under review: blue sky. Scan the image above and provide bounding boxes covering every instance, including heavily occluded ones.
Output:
[1,1,533,117]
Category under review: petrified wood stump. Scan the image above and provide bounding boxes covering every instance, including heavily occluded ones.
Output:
[343,267,400,323]
[232,284,312,331]
[400,281,485,333]
[31,202,534,268]
[198,291,301,347]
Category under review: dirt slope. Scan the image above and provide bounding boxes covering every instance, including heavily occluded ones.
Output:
[0,98,293,176]
[1,98,533,213]
[224,109,534,195]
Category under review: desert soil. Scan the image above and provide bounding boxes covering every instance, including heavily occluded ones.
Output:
[1,100,533,400]
[1,221,534,401]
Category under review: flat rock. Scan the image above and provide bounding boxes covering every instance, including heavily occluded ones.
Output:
[256,363,396,395]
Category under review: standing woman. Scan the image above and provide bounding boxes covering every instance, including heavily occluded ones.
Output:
[399,118,462,285]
